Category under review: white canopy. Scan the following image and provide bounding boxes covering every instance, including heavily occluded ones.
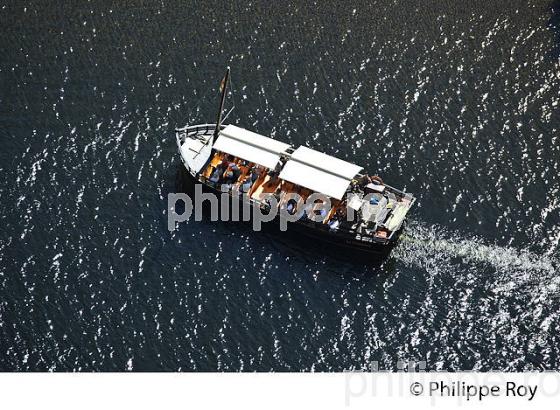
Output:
[279,146,363,200]
[289,146,363,179]
[213,125,291,169]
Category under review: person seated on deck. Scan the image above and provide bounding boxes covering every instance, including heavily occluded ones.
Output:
[209,166,223,184]
[337,203,354,228]
[241,167,259,193]
[251,167,261,183]
[286,198,298,215]
[231,163,241,180]
[223,163,241,184]
[260,197,272,215]
[241,176,252,193]
[220,155,234,169]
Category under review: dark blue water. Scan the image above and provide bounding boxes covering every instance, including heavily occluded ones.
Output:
[1,0,559,371]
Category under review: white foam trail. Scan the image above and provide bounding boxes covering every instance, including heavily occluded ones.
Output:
[395,221,559,295]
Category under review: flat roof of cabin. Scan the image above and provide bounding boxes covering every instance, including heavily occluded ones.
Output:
[213,125,291,169]
[279,146,363,200]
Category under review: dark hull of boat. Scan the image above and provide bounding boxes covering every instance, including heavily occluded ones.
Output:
[176,164,401,260]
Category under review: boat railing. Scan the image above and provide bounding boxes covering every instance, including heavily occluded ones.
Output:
[175,123,227,152]
[176,123,225,138]
[198,174,388,244]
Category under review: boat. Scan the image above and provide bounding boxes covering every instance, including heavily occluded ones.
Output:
[175,68,416,257]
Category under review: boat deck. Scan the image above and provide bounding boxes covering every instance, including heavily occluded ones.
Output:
[176,123,415,244]
[176,125,216,174]
[196,150,411,241]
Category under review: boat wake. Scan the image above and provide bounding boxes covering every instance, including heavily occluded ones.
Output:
[395,221,560,297]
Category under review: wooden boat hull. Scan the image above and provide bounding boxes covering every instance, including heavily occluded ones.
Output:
[176,163,400,260]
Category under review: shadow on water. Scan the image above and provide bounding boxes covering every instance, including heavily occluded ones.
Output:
[267,227,396,273]
[549,0,560,60]
[169,162,393,273]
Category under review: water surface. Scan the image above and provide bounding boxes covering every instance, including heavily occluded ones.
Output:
[1,0,559,370]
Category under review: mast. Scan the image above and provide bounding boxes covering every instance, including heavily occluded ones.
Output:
[213,67,230,143]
